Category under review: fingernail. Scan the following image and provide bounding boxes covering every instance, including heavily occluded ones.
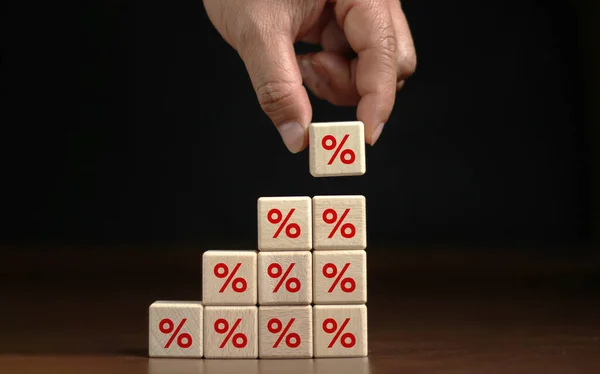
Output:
[371,122,385,145]
[278,121,305,153]
[299,58,318,85]
[299,57,328,86]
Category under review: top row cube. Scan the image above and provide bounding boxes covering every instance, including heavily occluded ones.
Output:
[309,121,366,177]
[258,195,366,251]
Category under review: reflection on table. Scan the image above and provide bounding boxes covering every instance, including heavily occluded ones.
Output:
[148,357,371,374]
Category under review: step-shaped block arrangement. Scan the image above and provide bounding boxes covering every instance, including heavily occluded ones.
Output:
[148,195,368,359]
[148,120,369,359]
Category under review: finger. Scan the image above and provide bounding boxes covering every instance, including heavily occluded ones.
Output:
[335,0,399,145]
[297,52,360,106]
[300,5,354,57]
[321,19,353,56]
[238,32,312,153]
[389,0,417,84]
[299,3,334,44]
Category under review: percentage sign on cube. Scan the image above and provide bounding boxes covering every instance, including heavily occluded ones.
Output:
[268,317,300,348]
[268,208,300,239]
[322,134,356,165]
[323,262,356,293]
[214,263,247,293]
[159,318,192,349]
[268,262,300,293]
[323,208,356,239]
[214,318,247,349]
[323,317,356,349]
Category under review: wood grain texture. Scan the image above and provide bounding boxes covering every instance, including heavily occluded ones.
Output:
[203,306,258,358]
[202,250,257,306]
[312,196,367,250]
[148,301,203,358]
[257,197,312,251]
[313,250,367,305]
[2,246,600,373]
[313,305,368,358]
[309,121,366,177]
[258,251,312,305]
[258,306,313,358]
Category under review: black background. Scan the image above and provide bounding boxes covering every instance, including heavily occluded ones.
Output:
[2,0,598,251]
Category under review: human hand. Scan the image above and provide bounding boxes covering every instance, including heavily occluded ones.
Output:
[203,0,416,153]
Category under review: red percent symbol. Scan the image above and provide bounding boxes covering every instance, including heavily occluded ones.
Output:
[268,318,300,348]
[159,318,192,348]
[322,208,356,239]
[268,262,301,293]
[323,263,356,293]
[214,263,247,293]
[322,134,356,165]
[214,318,247,348]
[323,317,356,348]
[268,208,301,239]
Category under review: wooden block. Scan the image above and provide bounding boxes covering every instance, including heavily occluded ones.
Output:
[202,250,257,306]
[258,306,313,358]
[309,121,366,177]
[258,251,312,305]
[313,305,368,358]
[312,195,367,250]
[148,300,203,358]
[258,196,312,251]
[313,250,367,304]
[203,306,258,358]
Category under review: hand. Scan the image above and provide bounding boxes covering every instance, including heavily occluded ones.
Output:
[203,0,416,153]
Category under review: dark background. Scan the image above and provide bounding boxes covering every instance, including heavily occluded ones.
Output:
[2,0,599,252]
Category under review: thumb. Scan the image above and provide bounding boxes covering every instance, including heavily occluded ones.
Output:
[239,32,312,153]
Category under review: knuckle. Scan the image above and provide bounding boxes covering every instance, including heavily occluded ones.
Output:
[374,23,399,83]
[398,45,417,78]
[380,34,399,80]
[255,80,299,116]
[378,29,398,58]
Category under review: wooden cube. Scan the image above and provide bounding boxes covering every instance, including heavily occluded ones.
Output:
[312,195,367,250]
[313,250,367,304]
[258,196,312,251]
[309,121,366,177]
[313,305,368,358]
[203,306,258,358]
[258,251,312,305]
[148,301,203,358]
[258,306,313,358]
[202,250,257,306]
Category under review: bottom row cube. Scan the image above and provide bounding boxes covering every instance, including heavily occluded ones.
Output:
[149,301,368,358]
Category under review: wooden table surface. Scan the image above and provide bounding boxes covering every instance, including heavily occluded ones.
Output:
[1,245,599,373]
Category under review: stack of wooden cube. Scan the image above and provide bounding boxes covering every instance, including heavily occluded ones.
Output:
[149,121,368,359]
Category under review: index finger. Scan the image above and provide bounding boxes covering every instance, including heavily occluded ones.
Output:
[334,0,398,145]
